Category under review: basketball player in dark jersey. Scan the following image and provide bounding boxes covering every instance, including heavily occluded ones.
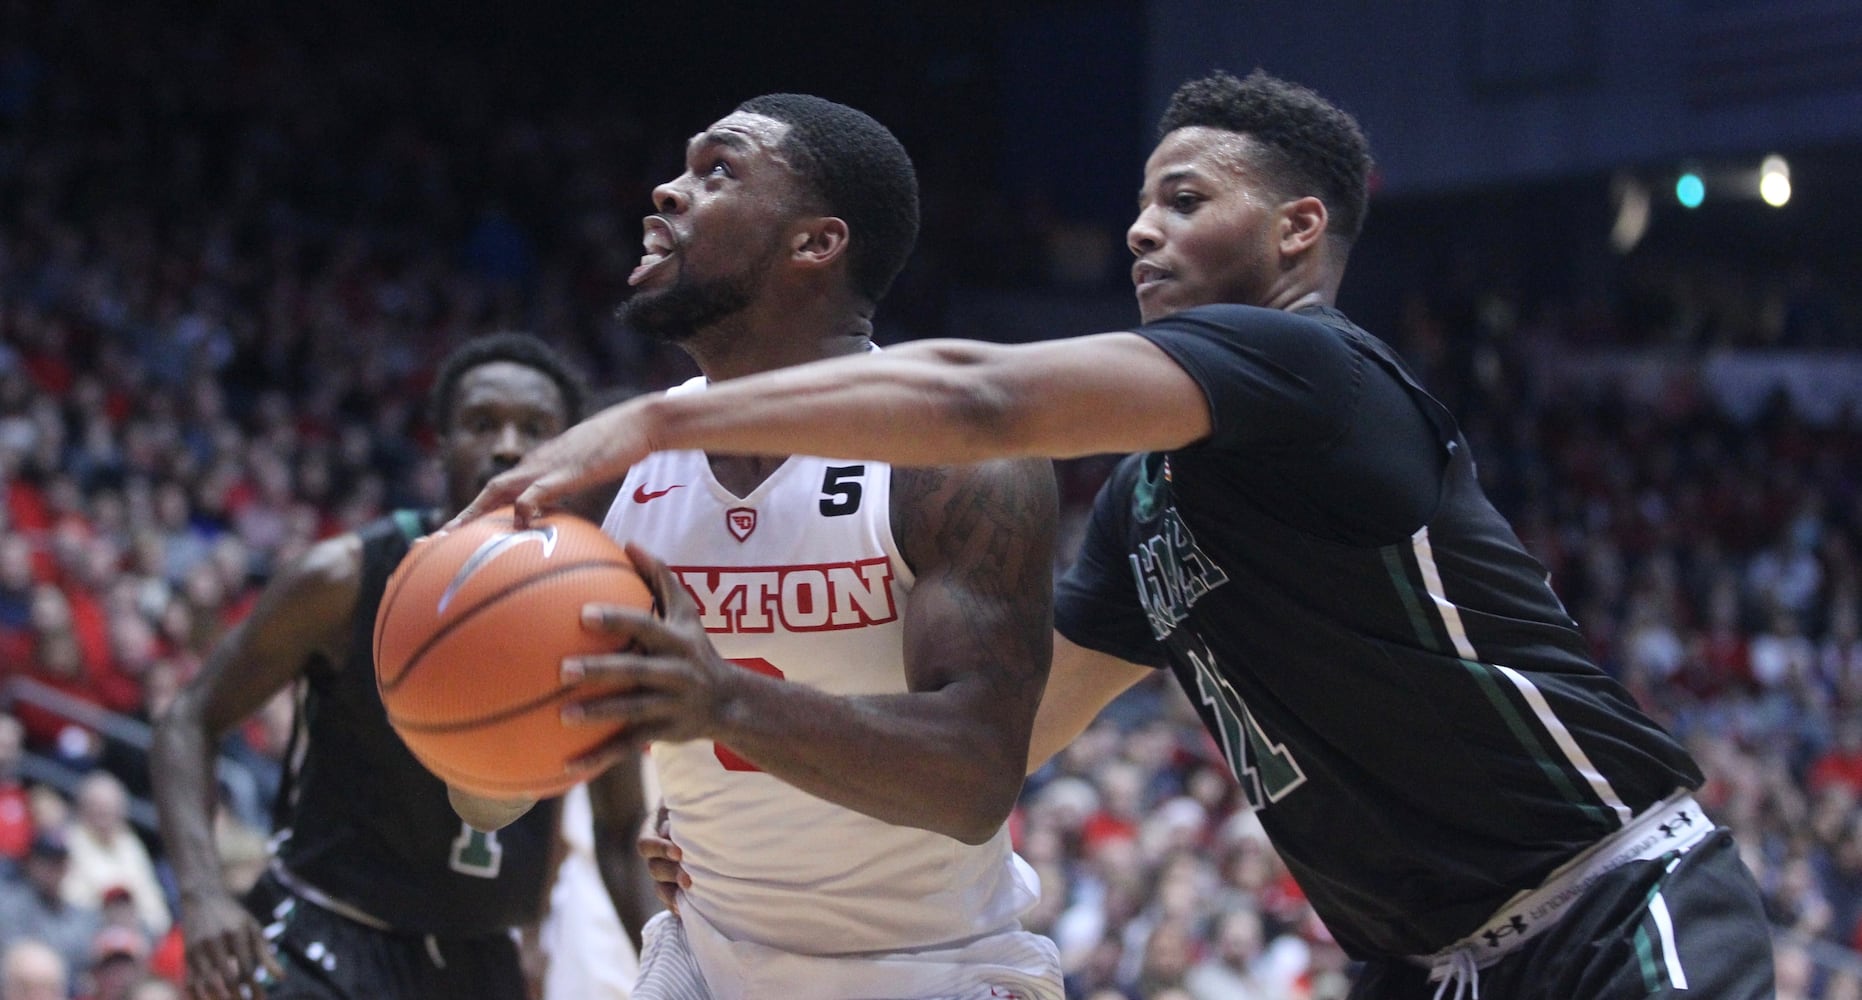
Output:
[153,333,651,1000]
[458,72,1775,998]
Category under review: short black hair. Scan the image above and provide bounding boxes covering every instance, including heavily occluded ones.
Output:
[735,93,920,304]
[428,332,588,432]
[1159,69,1374,244]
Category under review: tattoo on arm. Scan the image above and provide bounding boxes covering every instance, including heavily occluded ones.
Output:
[894,459,1058,704]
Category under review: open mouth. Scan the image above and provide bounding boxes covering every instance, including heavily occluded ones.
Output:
[631,217,678,287]
[1132,261,1170,290]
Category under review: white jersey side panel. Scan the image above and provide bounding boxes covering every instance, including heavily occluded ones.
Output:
[603,379,1039,955]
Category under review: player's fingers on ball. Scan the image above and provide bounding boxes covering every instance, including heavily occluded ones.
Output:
[564,689,675,732]
[578,600,656,639]
[621,543,693,618]
[591,607,689,656]
[511,480,554,527]
[655,881,679,910]
[622,540,667,576]
[560,649,654,687]
[451,474,518,529]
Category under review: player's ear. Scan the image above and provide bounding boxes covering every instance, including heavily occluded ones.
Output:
[1278,196,1328,257]
[792,216,850,269]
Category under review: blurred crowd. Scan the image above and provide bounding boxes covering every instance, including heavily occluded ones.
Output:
[3,1,1862,998]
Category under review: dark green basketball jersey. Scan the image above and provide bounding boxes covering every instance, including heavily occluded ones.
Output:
[274,510,559,936]
[1057,304,1701,959]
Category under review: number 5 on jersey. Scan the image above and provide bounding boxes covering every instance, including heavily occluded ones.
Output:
[819,465,865,516]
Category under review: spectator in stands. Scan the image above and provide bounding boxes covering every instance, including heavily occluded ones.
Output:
[1183,908,1292,1000]
[0,537,34,657]
[1811,718,1862,799]
[0,937,68,1000]
[126,979,179,1000]
[76,924,147,1000]
[0,717,33,873]
[1824,599,1862,707]
[60,775,166,937]
[17,586,104,762]
[0,831,100,985]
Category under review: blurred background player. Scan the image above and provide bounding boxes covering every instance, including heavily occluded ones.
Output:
[152,333,650,1000]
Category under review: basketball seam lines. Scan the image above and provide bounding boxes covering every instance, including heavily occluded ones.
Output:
[374,514,515,674]
[377,557,635,692]
[388,682,587,734]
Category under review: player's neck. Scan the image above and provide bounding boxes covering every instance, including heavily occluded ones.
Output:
[687,298,875,384]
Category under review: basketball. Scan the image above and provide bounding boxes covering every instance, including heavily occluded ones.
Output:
[373,507,653,799]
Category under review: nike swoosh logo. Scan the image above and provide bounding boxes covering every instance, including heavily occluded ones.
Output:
[633,483,686,503]
[437,526,559,613]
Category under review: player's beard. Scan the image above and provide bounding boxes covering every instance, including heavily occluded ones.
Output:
[619,256,771,343]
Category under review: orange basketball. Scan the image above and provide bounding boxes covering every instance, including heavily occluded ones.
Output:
[373,507,652,799]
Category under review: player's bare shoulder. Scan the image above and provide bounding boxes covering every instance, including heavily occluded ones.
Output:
[283,531,367,603]
[257,531,368,666]
[890,458,1058,600]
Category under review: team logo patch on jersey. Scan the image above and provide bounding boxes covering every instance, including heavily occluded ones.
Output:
[725,506,758,542]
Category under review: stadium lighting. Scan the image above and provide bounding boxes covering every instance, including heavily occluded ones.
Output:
[1609,174,1650,254]
[1675,172,1705,209]
[1759,154,1791,207]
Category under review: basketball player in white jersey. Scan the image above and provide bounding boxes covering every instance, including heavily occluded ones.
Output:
[452,94,1062,1000]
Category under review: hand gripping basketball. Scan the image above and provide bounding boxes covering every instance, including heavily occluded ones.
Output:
[373,508,653,798]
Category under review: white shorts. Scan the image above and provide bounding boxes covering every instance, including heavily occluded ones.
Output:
[632,906,1062,1000]
[542,832,638,999]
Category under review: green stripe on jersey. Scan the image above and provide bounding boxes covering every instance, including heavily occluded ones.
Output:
[1386,538,1613,824]
[1381,545,1442,655]
[1458,660,1610,824]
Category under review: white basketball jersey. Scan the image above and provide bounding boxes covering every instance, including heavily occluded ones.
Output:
[603,377,1040,956]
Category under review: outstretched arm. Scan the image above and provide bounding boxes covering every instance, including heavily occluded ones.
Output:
[1027,633,1154,774]
[454,334,1209,527]
[151,535,360,1000]
[566,456,1057,845]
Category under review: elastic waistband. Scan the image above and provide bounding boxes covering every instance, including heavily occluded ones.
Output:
[269,859,397,932]
[1418,790,1712,974]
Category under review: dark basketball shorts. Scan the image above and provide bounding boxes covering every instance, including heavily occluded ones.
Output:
[1348,828,1774,999]
[244,871,529,1000]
